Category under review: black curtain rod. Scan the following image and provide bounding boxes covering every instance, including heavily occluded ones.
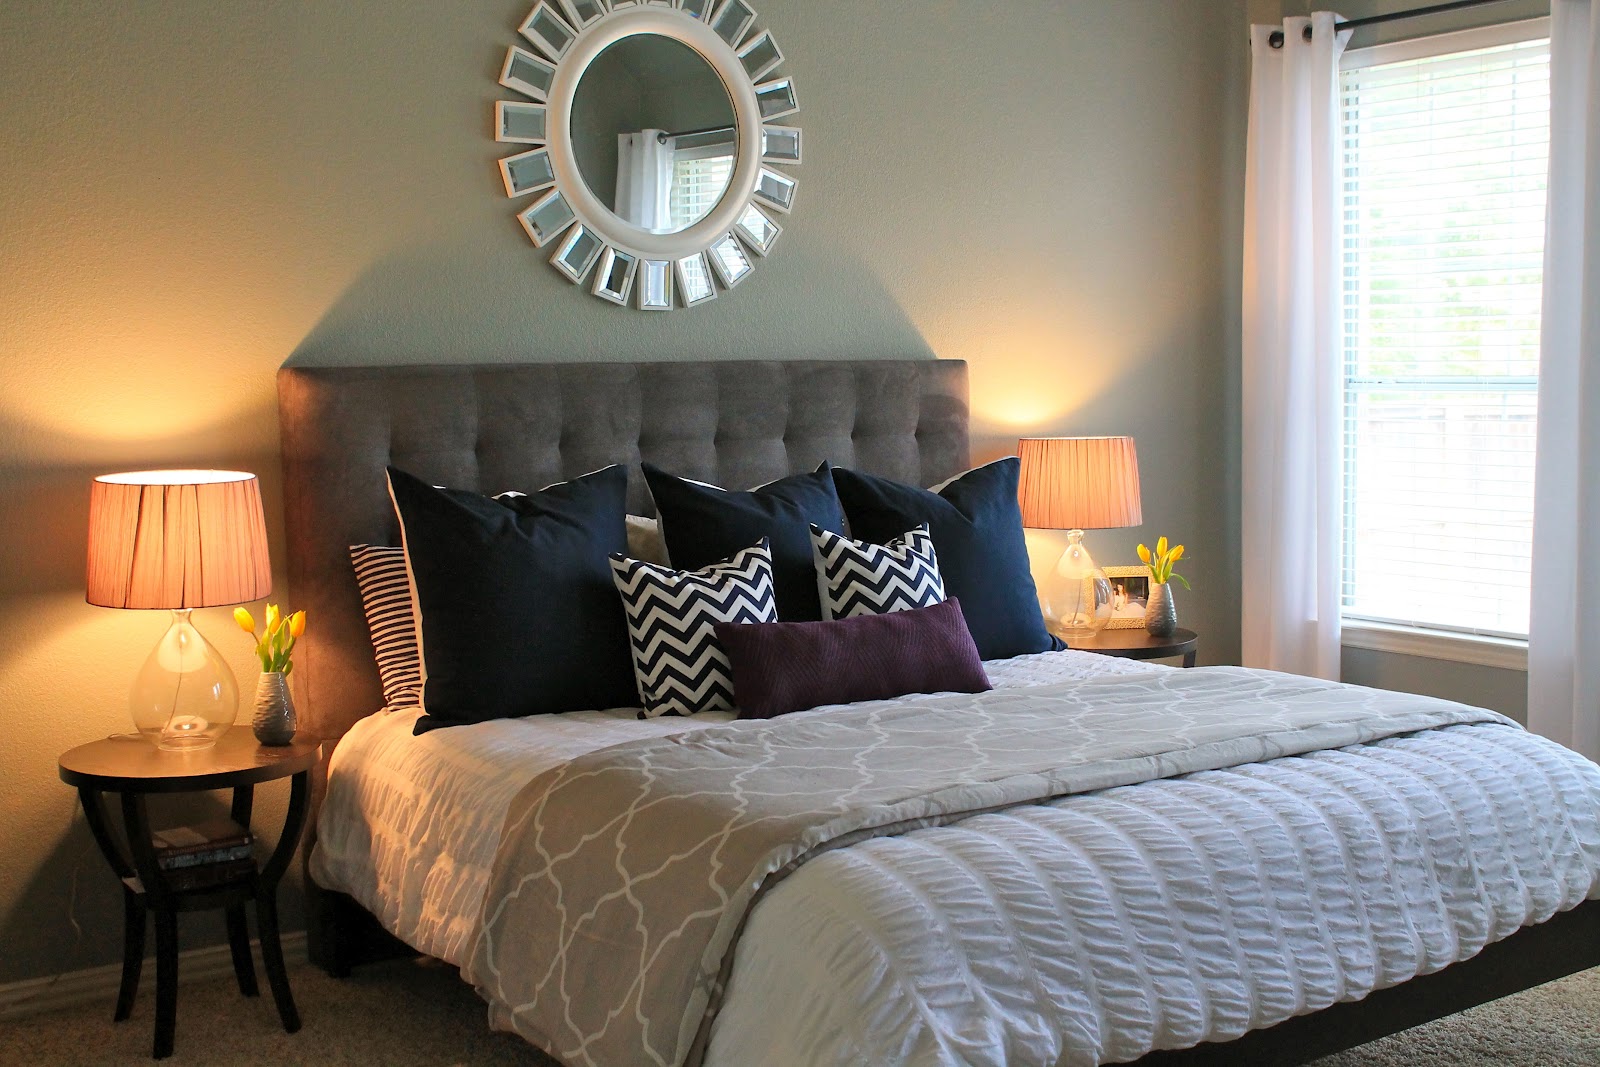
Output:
[655,124,735,144]
[1268,0,1525,48]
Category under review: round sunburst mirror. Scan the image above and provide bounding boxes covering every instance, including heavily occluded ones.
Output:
[495,1,802,311]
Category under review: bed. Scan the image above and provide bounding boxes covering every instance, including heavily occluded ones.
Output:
[279,359,1600,1067]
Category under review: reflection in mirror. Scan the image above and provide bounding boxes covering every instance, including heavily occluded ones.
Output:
[675,253,718,306]
[734,203,781,256]
[519,188,576,245]
[502,47,557,100]
[754,78,799,121]
[679,0,715,20]
[710,0,755,47]
[754,167,796,213]
[708,233,753,287]
[552,225,604,282]
[761,126,801,164]
[570,34,738,235]
[638,260,674,311]
[501,147,556,197]
[498,101,549,144]
[593,247,639,304]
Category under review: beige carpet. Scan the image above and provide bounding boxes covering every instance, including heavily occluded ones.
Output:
[3,957,1599,1066]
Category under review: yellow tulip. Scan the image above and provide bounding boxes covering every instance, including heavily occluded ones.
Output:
[289,610,307,638]
[1137,543,1152,564]
[1170,545,1185,563]
[265,603,280,632]
[233,607,255,633]
[1156,536,1168,559]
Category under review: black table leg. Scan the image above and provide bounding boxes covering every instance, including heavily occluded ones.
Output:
[152,909,178,1060]
[1183,649,1197,668]
[120,791,179,1060]
[77,787,146,1026]
[257,891,301,1033]
[255,770,308,1034]
[116,888,145,1022]
[225,905,259,997]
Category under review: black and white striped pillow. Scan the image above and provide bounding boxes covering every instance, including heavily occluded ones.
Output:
[610,539,778,718]
[349,544,423,709]
[810,524,947,620]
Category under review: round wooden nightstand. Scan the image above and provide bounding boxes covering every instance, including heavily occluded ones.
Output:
[59,729,319,1060]
[1065,626,1199,667]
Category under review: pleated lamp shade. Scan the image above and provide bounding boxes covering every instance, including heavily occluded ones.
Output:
[1016,437,1143,531]
[86,470,272,609]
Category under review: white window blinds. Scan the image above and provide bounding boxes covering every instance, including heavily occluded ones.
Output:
[669,151,734,232]
[1339,23,1550,639]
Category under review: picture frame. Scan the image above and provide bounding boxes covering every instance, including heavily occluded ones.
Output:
[1103,565,1151,629]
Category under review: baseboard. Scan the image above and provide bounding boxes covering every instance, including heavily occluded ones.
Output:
[0,932,308,1022]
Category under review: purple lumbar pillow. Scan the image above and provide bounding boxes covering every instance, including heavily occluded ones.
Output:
[714,598,992,720]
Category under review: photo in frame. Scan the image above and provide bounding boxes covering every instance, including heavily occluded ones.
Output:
[1103,565,1151,629]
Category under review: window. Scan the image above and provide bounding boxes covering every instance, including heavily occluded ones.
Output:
[1339,22,1550,641]
[669,134,735,232]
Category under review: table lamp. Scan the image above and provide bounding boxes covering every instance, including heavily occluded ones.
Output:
[1016,436,1143,641]
[86,470,272,750]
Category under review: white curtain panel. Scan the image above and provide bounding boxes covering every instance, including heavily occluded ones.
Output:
[615,130,674,233]
[1529,0,1600,760]
[1241,13,1350,679]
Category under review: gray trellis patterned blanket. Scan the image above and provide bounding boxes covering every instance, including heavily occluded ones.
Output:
[466,666,1513,1067]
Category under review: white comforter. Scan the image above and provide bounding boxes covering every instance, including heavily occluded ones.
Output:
[312,651,1600,1066]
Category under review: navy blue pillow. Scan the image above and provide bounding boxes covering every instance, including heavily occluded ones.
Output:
[830,459,1062,660]
[387,466,637,733]
[644,463,845,622]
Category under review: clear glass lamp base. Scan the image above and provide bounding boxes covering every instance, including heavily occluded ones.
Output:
[1038,530,1114,642]
[130,609,240,750]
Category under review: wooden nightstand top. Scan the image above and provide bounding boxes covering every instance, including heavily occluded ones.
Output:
[1066,627,1199,661]
[59,729,320,794]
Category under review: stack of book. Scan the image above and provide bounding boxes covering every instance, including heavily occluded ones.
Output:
[151,817,255,891]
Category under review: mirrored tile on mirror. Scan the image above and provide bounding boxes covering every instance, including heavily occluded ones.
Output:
[557,0,607,28]
[501,46,557,100]
[552,226,605,282]
[497,101,549,144]
[734,203,782,256]
[638,259,674,310]
[761,125,801,164]
[518,189,577,246]
[753,167,796,213]
[710,0,755,47]
[592,247,640,304]
[500,148,556,197]
[708,233,753,287]
[738,32,783,82]
[675,253,718,306]
[754,77,799,122]
[520,3,577,60]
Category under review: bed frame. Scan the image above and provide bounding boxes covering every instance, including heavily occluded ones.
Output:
[278,358,1600,1067]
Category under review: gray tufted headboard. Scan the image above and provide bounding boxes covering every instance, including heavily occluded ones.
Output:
[277,359,970,745]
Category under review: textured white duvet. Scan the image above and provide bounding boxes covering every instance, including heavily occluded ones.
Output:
[311,651,1600,1066]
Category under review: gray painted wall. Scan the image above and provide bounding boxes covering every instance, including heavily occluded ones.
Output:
[0,0,1250,986]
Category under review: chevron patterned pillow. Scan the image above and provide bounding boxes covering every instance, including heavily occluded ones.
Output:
[811,524,947,621]
[611,539,779,718]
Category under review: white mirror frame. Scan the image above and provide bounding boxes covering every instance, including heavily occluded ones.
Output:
[496,1,800,310]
